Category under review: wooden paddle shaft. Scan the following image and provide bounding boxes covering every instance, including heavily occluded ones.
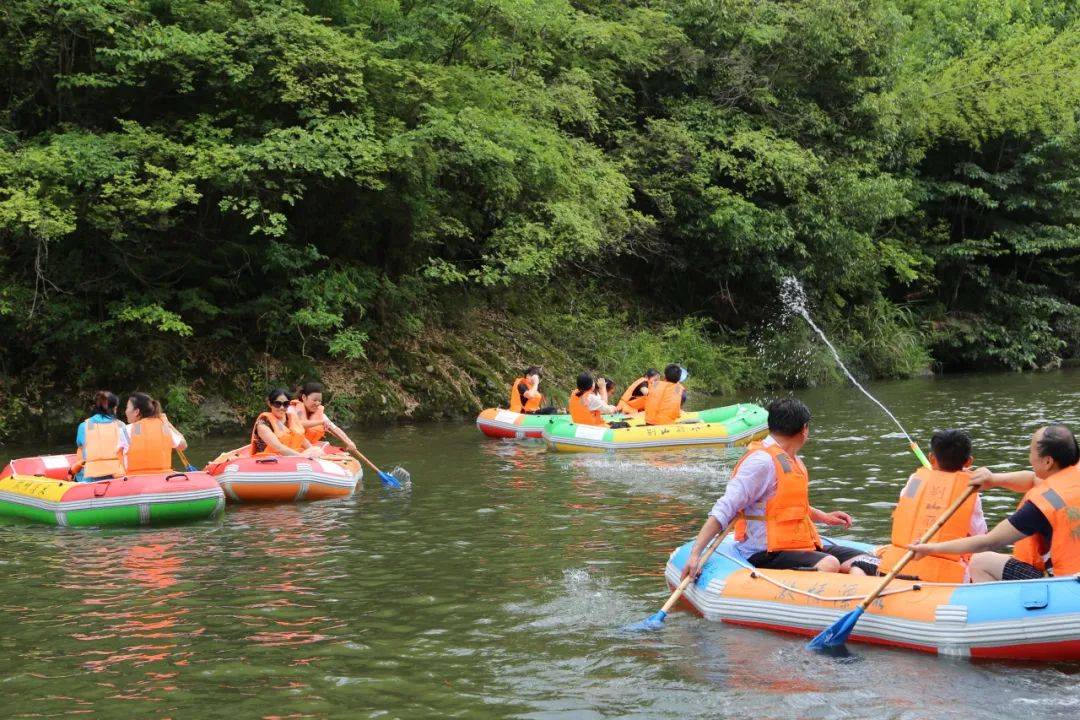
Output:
[660,528,730,615]
[857,484,978,612]
[347,447,380,473]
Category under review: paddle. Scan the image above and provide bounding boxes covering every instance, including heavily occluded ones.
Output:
[175,447,198,473]
[346,447,408,489]
[807,484,978,651]
[624,526,729,631]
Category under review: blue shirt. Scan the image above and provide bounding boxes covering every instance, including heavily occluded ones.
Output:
[75,414,126,482]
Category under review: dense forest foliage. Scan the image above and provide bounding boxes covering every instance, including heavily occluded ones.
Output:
[2,0,1080,437]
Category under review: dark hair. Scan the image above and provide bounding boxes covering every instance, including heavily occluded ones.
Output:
[128,392,161,418]
[576,373,594,393]
[92,390,119,418]
[299,381,324,398]
[1035,423,1079,469]
[664,364,681,383]
[930,429,972,472]
[645,369,661,379]
[267,387,292,404]
[604,379,615,392]
[767,397,811,436]
[525,366,542,378]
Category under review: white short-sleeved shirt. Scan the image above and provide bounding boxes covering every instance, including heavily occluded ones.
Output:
[708,436,784,559]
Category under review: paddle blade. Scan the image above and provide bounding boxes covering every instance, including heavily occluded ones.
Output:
[377,469,403,489]
[621,610,667,632]
[186,463,198,472]
[807,607,864,651]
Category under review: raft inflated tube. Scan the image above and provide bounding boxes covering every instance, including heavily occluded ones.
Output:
[0,469,224,527]
[204,442,362,503]
[542,403,768,452]
[665,535,1080,662]
[475,408,626,440]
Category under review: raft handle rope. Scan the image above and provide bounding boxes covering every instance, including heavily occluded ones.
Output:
[743,563,922,603]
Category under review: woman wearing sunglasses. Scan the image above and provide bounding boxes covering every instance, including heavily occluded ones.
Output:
[251,388,321,457]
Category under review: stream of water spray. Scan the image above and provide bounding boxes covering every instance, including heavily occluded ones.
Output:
[779,277,915,444]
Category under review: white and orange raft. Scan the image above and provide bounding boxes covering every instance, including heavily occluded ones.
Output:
[665,536,1080,662]
[204,443,361,503]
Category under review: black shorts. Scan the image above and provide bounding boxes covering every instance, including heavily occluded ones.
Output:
[748,545,870,570]
[1001,558,1044,581]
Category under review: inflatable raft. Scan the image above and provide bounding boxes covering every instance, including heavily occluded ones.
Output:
[0,454,224,527]
[543,403,768,452]
[664,536,1080,661]
[204,443,362,502]
[476,408,625,439]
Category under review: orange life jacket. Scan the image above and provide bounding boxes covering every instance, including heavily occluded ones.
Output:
[1024,464,1080,577]
[509,378,543,413]
[290,399,326,443]
[78,419,125,478]
[617,378,649,414]
[126,417,174,474]
[733,441,822,552]
[251,411,306,455]
[1012,490,1049,572]
[644,380,683,425]
[878,467,977,582]
[569,389,604,426]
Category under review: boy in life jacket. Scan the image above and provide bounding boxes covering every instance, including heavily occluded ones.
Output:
[616,369,660,415]
[911,423,1080,582]
[681,398,877,581]
[877,429,987,582]
[509,366,558,415]
[644,364,688,425]
[568,373,618,426]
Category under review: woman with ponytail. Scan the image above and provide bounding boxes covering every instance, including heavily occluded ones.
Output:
[124,392,188,474]
[288,382,358,453]
[72,391,128,482]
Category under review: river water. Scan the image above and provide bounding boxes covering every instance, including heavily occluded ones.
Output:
[2,371,1080,718]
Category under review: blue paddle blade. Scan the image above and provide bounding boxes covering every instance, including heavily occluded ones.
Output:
[807,607,864,651]
[186,464,198,472]
[377,470,402,489]
[621,610,668,632]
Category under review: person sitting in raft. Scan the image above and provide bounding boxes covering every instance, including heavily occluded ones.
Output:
[289,381,360,453]
[509,366,558,415]
[252,388,321,457]
[568,373,618,426]
[644,364,688,425]
[71,390,129,482]
[616,369,660,415]
[910,423,1080,582]
[680,398,877,581]
[876,429,987,582]
[124,392,188,474]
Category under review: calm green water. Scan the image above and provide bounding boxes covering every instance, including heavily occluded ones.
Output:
[3,371,1080,718]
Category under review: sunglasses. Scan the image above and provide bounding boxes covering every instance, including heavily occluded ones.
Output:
[270,400,290,408]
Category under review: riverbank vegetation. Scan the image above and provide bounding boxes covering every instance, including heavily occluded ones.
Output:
[2,0,1079,440]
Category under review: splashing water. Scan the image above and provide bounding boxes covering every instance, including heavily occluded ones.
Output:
[779,277,915,444]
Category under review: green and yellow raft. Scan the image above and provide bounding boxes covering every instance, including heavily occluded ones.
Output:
[542,403,768,452]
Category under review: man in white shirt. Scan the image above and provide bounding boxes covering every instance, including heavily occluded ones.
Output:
[681,397,876,581]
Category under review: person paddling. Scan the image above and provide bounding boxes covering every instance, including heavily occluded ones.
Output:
[71,390,128,482]
[289,382,359,453]
[252,388,321,458]
[910,424,1080,582]
[876,429,987,582]
[681,398,877,581]
[125,392,188,474]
